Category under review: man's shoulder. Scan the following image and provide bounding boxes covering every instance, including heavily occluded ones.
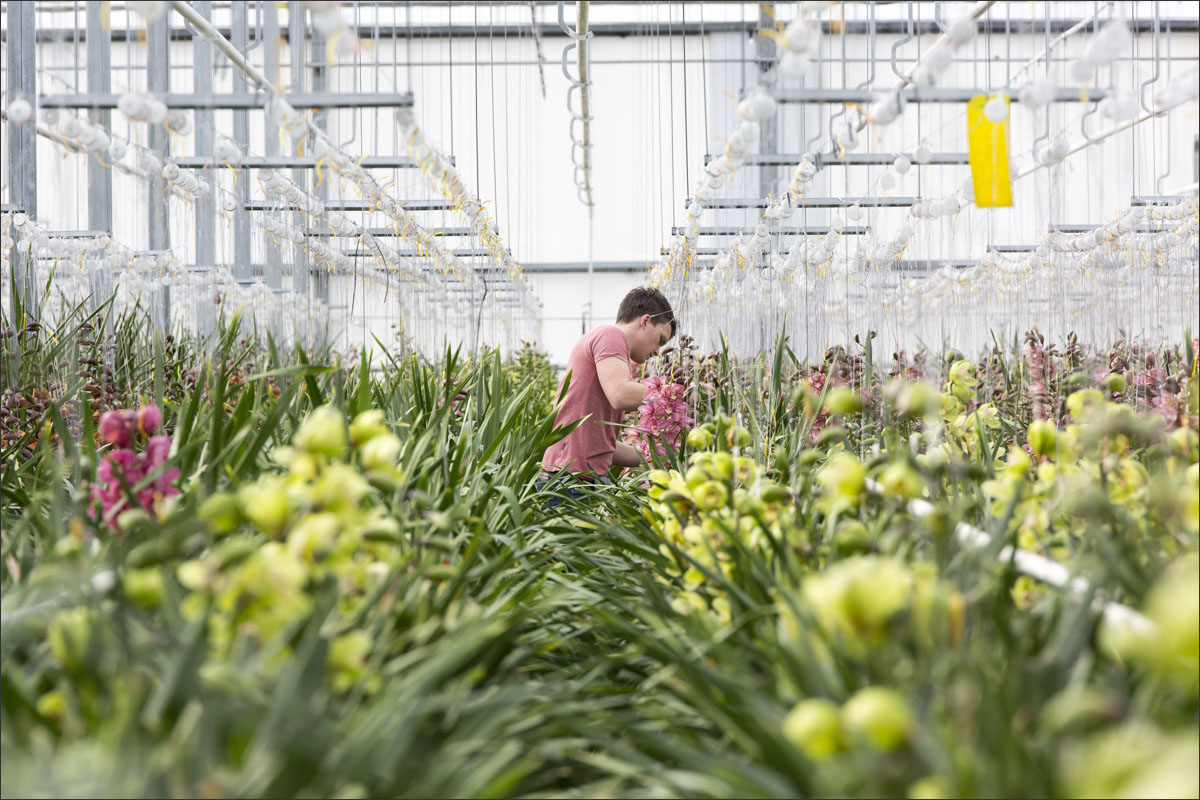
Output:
[584,324,622,339]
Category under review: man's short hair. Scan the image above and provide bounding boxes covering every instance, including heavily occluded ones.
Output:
[616,287,676,339]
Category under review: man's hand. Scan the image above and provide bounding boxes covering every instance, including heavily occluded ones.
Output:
[596,357,646,411]
[612,441,644,468]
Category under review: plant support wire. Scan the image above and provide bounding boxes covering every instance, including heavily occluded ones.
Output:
[559,0,595,325]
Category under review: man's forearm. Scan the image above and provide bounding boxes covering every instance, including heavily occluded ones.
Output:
[612,441,644,468]
[617,380,647,411]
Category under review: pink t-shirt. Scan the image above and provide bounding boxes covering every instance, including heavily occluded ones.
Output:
[542,325,632,476]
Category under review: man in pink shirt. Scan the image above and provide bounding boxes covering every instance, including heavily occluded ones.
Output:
[540,288,676,497]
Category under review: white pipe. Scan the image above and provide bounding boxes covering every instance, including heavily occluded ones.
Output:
[1006,2,1114,87]
[854,0,998,134]
[169,0,277,93]
[1013,106,1164,182]
[871,481,1153,632]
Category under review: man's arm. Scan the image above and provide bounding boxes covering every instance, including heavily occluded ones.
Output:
[612,441,643,468]
[596,357,646,411]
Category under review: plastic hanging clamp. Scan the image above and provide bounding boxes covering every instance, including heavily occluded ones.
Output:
[890,1,915,81]
[557,1,594,41]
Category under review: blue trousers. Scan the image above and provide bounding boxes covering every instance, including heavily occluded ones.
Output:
[536,471,612,509]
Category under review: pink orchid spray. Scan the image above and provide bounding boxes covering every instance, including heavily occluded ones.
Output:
[90,404,179,529]
[627,376,694,461]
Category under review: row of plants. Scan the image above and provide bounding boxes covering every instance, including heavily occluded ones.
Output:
[1,292,1196,798]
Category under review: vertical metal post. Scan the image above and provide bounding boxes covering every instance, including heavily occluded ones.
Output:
[6,0,39,319]
[147,10,171,331]
[231,1,253,280]
[756,2,777,206]
[86,4,113,236]
[310,21,330,306]
[262,0,283,289]
[147,12,170,251]
[193,0,216,270]
[289,3,309,298]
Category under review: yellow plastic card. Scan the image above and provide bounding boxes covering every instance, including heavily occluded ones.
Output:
[966,95,1013,207]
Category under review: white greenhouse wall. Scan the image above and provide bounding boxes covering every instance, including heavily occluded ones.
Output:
[3,2,1198,365]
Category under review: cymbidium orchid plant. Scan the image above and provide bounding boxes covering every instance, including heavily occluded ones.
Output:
[627,375,695,462]
[90,404,179,529]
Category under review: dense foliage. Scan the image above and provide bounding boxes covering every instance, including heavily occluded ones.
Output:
[1,297,1196,798]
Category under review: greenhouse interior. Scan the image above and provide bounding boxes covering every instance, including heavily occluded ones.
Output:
[1,1,1198,797]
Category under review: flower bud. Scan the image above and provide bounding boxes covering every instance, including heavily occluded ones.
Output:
[908,776,953,799]
[878,460,924,500]
[122,567,165,608]
[684,465,710,490]
[349,409,388,445]
[48,607,98,674]
[709,452,735,481]
[833,519,872,555]
[117,508,152,532]
[727,425,752,449]
[1104,372,1127,393]
[136,403,162,436]
[1028,420,1058,457]
[841,687,914,750]
[360,432,402,470]
[238,479,290,535]
[198,492,242,534]
[783,698,845,760]
[98,410,132,447]
[817,452,866,503]
[294,404,347,458]
[693,480,729,510]
[895,381,938,418]
[826,387,864,416]
[288,511,340,563]
[686,427,714,450]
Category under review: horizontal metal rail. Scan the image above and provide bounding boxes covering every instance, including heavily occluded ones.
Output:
[244,199,454,211]
[671,225,871,236]
[174,155,440,169]
[705,153,971,167]
[8,18,1197,43]
[686,196,919,209]
[344,248,490,258]
[770,87,1106,104]
[312,227,473,237]
[38,92,414,109]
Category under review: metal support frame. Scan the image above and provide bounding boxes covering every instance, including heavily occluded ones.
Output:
[771,87,1108,104]
[86,4,112,238]
[263,0,283,289]
[146,12,172,330]
[705,152,971,167]
[230,2,253,281]
[7,18,1200,43]
[757,2,777,201]
[243,199,454,212]
[345,249,490,259]
[171,155,432,169]
[37,91,415,110]
[308,9,330,306]
[671,226,871,236]
[684,196,919,209]
[193,1,216,272]
[311,227,473,238]
[6,1,39,319]
[289,3,310,297]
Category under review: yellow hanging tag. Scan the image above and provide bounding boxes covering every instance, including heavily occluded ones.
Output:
[966,94,1013,208]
